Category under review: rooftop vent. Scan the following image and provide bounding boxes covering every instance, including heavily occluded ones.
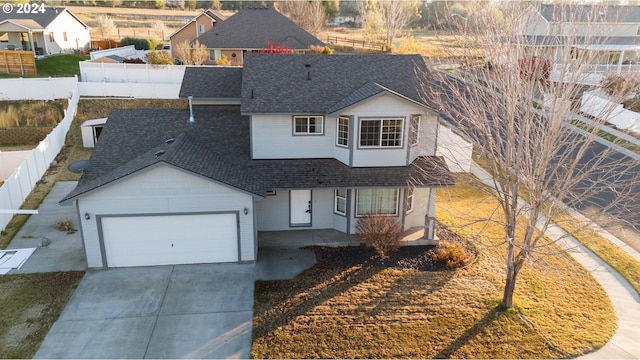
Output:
[165,138,175,144]
[155,150,165,158]
[188,96,195,124]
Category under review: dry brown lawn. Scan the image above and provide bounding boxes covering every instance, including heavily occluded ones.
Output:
[251,176,616,358]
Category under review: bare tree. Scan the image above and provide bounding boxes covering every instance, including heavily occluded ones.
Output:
[95,14,117,40]
[277,1,327,35]
[174,40,209,65]
[152,20,168,40]
[358,0,419,51]
[420,3,639,309]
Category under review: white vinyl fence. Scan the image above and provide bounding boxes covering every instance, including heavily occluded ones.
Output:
[0,77,77,100]
[80,61,186,84]
[0,81,80,231]
[437,125,473,173]
[77,82,181,99]
[581,90,640,133]
[0,151,30,180]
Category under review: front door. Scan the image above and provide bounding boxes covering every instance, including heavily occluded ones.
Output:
[290,190,311,226]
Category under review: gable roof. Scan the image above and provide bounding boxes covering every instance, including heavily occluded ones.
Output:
[61,106,453,203]
[0,7,87,29]
[197,7,324,50]
[240,53,431,114]
[179,67,243,99]
[167,8,227,39]
[539,4,640,23]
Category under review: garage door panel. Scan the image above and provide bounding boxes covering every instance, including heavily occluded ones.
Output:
[101,213,238,267]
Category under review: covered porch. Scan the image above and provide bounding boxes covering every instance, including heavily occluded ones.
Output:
[258,227,439,249]
[0,20,46,55]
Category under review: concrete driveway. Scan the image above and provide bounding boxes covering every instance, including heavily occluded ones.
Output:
[34,263,255,359]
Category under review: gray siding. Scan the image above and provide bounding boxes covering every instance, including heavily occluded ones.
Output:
[251,114,335,159]
[77,165,255,268]
[255,189,336,231]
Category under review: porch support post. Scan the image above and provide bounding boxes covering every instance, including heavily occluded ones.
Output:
[423,188,436,240]
[28,30,35,55]
[617,50,625,74]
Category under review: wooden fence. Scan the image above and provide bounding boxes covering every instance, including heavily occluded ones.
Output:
[0,50,36,76]
[326,36,387,52]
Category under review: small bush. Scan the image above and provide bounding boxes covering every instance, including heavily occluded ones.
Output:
[120,37,155,50]
[54,219,77,234]
[517,56,551,83]
[355,215,403,258]
[213,55,231,66]
[145,50,173,65]
[431,240,475,269]
[601,73,640,98]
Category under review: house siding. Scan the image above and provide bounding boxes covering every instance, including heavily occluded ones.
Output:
[251,114,336,159]
[47,11,90,53]
[404,187,433,229]
[409,114,439,162]
[255,189,335,231]
[347,95,429,167]
[170,13,219,56]
[77,165,255,268]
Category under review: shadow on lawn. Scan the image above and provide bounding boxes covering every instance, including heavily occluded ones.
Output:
[434,307,502,359]
[252,246,454,342]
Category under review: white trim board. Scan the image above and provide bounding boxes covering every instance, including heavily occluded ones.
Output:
[0,248,36,275]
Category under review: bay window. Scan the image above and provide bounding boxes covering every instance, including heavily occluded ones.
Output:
[356,189,399,216]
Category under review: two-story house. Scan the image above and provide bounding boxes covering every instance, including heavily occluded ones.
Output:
[0,7,90,55]
[167,8,226,58]
[60,54,453,269]
[516,4,640,75]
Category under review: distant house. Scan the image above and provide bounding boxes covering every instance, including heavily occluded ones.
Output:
[197,7,325,66]
[167,8,226,57]
[517,4,640,74]
[0,7,90,55]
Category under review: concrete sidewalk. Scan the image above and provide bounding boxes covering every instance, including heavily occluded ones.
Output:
[6,181,86,274]
[471,164,640,359]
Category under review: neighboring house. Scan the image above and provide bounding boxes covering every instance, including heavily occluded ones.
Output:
[168,8,226,57]
[516,4,640,74]
[197,7,325,66]
[0,7,90,55]
[60,53,453,269]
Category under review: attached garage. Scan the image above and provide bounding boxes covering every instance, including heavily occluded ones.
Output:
[99,213,239,268]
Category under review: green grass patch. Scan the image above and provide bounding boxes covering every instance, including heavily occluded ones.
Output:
[0,271,85,358]
[35,54,89,78]
[251,177,616,358]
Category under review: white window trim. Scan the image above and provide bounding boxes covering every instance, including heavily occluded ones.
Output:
[336,116,349,147]
[358,117,404,148]
[355,188,400,217]
[334,189,347,216]
[405,188,415,214]
[199,24,205,33]
[409,115,421,147]
[293,116,324,135]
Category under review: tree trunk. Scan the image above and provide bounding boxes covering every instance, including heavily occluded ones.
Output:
[500,262,517,309]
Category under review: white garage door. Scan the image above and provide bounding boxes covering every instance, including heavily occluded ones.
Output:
[101,213,238,267]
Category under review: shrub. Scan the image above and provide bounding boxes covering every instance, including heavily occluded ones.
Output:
[308,45,333,55]
[355,215,403,258]
[213,55,231,66]
[120,37,154,50]
[145,50,173,65]
[601,73,640,98]
[517,56,551,83]
[431,240,475,269]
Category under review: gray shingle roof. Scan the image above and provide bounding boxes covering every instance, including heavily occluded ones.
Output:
[179,67,243,99]
[240,53,431,114]
[197,7,324,50]
[61,106,452,203]
[539,4,640,23]
[0,7,86,28]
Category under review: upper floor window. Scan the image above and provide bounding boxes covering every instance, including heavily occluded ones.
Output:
[359,118,403,148]
[63,32,67,42]
[337,116,349,147]
[49,32,54,42]
[293,116,324,135]
[356,188,399,216]
[409,115,421,147]
[199,24,205,33]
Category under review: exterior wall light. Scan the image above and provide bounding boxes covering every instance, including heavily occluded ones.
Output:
[243,208,249,215]
[84,212,90,220]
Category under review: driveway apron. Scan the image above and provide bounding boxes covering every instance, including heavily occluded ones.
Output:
[34,263,255,359]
